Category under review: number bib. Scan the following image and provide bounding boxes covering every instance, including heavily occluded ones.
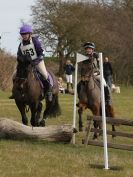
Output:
[20,39,37,60]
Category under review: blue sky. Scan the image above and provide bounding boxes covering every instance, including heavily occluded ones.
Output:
[0,0,36,56]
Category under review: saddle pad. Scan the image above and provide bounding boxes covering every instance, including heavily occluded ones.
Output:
[48,72,54,87]
[34,69,55,89]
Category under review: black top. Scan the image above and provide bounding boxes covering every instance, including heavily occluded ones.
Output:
[103,62,113,77]
[64,64,75,75]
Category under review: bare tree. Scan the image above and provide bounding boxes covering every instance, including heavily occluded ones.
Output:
[31,0,98,75]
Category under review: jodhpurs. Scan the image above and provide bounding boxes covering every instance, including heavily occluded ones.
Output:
[36,60,48,80]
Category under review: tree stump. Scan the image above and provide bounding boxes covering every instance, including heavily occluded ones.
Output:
[0,118,75,143]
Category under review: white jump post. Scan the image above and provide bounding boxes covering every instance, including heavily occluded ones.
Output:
[72,58,78,144]
[72,52,109,169]
[72,53,88,144]
[99,52,109,170]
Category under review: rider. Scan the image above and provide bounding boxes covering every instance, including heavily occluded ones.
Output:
[77,42,111,106]
[9,24,52,101]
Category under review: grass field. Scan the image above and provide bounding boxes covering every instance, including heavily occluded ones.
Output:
[0,86,133,177]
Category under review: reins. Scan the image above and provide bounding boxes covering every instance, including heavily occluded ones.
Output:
[15,77,27,81]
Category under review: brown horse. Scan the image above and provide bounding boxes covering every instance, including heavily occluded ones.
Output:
[77,60,115,139]
[12,55,61,127]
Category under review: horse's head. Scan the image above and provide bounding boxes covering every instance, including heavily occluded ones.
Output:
[16,55,32,79]
[80,59,94,81]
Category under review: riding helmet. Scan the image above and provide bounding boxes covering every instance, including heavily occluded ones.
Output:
[83,42,95,49]
[20,24,33,34]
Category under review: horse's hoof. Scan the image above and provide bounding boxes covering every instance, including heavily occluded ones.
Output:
[30,119,37,127]
[9,95,14,99]
[39,120,46,127]
[22,119,28,126]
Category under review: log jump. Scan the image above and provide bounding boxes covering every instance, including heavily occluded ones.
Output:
[0,118,75,143]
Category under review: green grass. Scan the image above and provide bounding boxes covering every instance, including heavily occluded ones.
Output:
[0,86,133,177]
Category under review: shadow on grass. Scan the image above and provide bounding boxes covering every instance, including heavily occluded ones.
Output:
[90,164,123,171]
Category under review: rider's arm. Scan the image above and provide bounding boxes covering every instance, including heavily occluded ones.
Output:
[31,37,44,65]
[32,37,44,59]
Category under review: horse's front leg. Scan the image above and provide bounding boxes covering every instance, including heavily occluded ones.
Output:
[92,104,101,139]
[93,120,99,139]
[30,103,39,127]
[15,100,28,125]
[36,102,43,125]
[78,107,83,132]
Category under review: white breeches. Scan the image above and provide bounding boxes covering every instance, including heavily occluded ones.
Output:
[36,60,48,80]
[66,74,73,83]
[95,74,107,87]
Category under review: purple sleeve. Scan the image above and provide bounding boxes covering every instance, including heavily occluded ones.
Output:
[32,37,44,58]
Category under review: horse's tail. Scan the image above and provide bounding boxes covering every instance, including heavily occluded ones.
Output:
[50,94,61,117]
[43,94,61,119]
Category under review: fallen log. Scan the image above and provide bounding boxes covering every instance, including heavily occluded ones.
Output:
[0,118,75,143]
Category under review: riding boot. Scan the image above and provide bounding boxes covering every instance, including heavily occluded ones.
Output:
[46,80,53,102]
[104,86,111,106]
[47,87,53,102]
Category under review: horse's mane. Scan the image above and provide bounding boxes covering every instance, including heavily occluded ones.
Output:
[16,55,33,78]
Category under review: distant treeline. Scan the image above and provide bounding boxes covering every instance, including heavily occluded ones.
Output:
[31,0,133,85]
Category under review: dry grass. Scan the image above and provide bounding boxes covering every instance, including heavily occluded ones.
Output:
[0,51,16,90]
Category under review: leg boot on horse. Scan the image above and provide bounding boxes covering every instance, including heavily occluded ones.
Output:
[104,86,116,138]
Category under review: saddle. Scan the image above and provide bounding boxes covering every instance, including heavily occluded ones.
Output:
[34,69,54,90]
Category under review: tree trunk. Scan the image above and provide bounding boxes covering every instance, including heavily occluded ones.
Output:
[58,56,66,76]
[0,118,75,143]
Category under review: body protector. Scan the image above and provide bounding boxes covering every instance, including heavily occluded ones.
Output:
[20,38,48,80]
[20,39,37,60]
